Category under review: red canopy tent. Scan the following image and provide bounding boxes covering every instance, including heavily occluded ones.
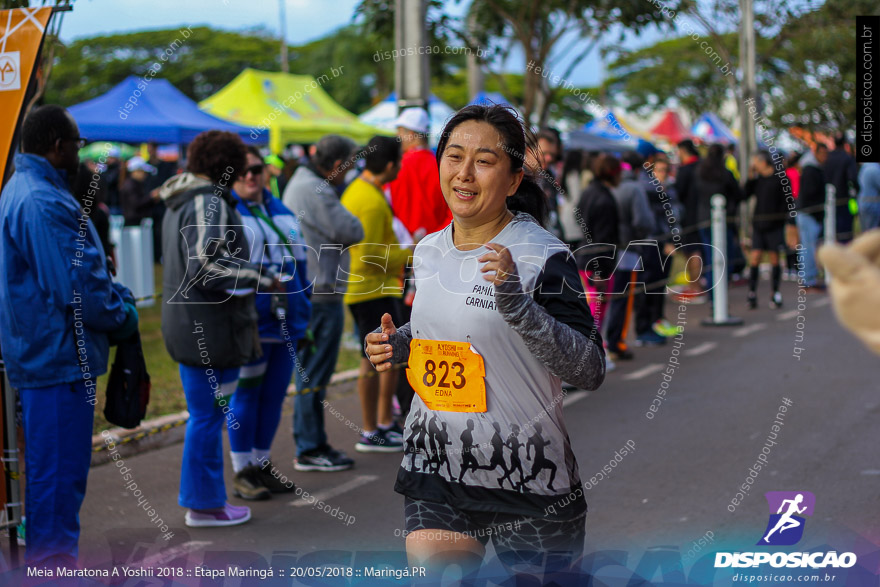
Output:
[650,109,691,144]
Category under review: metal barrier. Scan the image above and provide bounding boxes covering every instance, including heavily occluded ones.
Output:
[109,216,155,308]
[702,194,743,327]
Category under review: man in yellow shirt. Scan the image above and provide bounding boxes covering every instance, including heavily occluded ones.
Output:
[341,136,409,452]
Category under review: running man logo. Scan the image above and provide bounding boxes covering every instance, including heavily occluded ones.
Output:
[0,51,20,90]
[757,491,815,546]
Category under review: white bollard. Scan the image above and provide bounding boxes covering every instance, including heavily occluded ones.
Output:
[109,215,155,307]
[702,194,743,326]
[824,184,836,246]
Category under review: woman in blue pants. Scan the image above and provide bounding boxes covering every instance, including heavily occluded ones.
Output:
[160,132,279,526]
[227,146,312,499]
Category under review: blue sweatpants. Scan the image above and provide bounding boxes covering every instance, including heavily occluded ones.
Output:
[178,365,239,510]
[228,342,295,454]
[19,380,95,565]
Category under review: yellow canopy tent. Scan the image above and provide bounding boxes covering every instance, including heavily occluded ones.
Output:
[199,68,391,153]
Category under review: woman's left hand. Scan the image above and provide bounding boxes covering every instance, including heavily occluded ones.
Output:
[479,243,518,285]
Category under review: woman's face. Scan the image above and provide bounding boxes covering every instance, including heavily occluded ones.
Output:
[438,120,523,225]
[234,152,265,201]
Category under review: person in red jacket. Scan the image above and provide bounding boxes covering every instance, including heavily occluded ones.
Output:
[387,108,452,240]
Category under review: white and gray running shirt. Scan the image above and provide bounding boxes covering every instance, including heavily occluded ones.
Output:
[388,212,606,521]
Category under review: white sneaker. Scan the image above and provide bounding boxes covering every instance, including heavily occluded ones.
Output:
[604,354,616,373]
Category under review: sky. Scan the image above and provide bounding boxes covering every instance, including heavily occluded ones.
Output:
[57,0,669,88]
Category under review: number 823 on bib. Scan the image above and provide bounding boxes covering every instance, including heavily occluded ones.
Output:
[406,339,486,413]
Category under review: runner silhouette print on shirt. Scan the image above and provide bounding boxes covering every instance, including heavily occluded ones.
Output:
[405,410,430,471]
[426,414,443,472]
[458,419,482,483]
[499,424,526,491]
[480,422,510,479]
[434,421,453,478]
[523,422,557,491]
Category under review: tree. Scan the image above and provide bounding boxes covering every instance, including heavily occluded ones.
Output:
[605,0,879,134]
[46,26,280,106]
[765,0,880,132]
[458,0,670,125]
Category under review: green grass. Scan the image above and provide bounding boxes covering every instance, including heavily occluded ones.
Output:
[92,265,364,433]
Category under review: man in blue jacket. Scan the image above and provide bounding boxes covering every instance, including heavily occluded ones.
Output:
[0,105,138,565]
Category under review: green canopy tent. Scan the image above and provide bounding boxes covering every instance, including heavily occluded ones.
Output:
[199,69,390,153]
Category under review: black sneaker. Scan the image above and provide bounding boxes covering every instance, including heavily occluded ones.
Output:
[256,460,296,493]
[747,292,758,309]
[355,429,404,453]
[295,448,354,472]
[323,445,355,467]
[233,464,271,501]
[379,421,404,442]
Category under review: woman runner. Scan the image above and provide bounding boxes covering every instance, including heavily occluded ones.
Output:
[365,105,606,579]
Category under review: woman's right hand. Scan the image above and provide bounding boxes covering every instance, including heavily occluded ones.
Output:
[365,313,397,371]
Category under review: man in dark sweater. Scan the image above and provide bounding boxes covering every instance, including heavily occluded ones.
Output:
[824,135,859,242]
[744,151,794,309]
[796,145,829,290]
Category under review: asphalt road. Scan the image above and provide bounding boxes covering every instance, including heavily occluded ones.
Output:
[8,279,880,585]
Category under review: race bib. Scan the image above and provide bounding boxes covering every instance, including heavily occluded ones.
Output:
[406,339,486,412]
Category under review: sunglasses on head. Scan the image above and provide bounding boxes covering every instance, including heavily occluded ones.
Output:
[244,164,264,177]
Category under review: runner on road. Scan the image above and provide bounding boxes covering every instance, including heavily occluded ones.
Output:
[364,105,606,579]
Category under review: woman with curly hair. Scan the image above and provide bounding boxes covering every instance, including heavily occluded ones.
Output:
[160,131,280,527]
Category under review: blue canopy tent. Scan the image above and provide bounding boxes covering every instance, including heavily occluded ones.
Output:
[691,112,737,145]
[69,76,261,145]
[468,91,514,108]
[579,111,658,154]
[564,130,639,152]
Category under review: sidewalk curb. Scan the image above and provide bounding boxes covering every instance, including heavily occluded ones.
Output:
[89,368,361,468]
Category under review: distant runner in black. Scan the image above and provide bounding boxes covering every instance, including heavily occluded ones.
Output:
[523,422,557,491]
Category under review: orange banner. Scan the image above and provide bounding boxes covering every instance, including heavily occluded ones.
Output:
[0,7,53,188]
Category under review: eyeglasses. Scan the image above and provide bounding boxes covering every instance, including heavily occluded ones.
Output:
[244,164,265,177]
[63,137,87,149]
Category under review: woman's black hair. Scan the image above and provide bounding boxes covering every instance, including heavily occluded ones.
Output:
[187,130,246,184]
[435,104,548,225]
[697,143,727,183]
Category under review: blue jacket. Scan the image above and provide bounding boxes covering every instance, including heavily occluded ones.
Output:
[232,188,311,343]
[0,153,128,389]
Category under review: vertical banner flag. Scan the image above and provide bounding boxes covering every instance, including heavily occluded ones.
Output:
[0,7,53,188]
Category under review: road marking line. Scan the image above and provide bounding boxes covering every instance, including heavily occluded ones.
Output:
[563,390,589,407]
[290,475,379,507]
[777,310,799,321]
[861,469,880,476]
[732,323,767,337]
[812,298,831,308]
[623,364,664,380]
[685,342,717,356]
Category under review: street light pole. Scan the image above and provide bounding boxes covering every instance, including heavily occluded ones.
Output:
[738,0,756,181]
[395,0,429,114]
[279,0,289,73]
